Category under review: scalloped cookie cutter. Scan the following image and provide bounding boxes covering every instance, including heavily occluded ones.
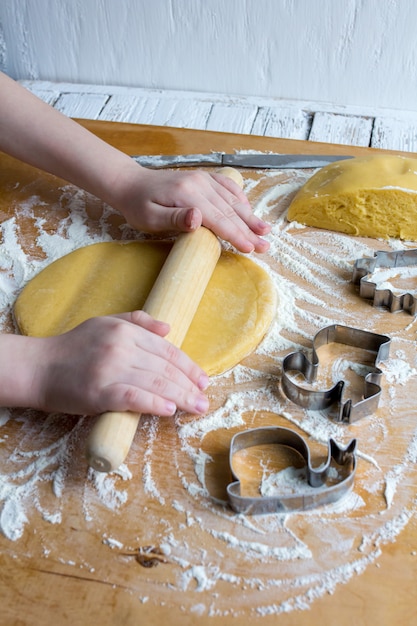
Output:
[352,249,417,314]
[281,324,391,423]
[227,426,357,514]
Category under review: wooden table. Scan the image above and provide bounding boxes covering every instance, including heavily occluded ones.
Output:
[1,122,417,625]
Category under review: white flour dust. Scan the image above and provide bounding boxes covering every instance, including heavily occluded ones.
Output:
[0,171,417,618]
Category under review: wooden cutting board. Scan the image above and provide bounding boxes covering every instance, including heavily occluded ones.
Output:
[0,121,417,626]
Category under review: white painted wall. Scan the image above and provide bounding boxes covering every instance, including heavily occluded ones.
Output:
[0,0,416,112]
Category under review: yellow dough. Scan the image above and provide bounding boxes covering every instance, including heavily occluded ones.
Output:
[14,241,276,376]
[287,154,417,240]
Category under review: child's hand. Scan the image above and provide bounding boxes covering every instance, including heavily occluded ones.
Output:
[0,72,270,254]
[113,166,271,253]
[24,312,210,416]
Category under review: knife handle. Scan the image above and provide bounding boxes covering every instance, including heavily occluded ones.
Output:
[86,167,243,472]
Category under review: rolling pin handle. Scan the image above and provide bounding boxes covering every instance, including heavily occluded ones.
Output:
[86,410,141,472]
[216,166,244,188]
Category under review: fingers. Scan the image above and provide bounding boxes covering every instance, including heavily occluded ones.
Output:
[115,310,170,337]
[131,331,210,395]
[110,310,209,388]
[101,363,210,416]
[122,167,270,253]
[210,171,250,207]
[89,313,210,416]
[169,207,203,232]
[213,172,272,235]
[38,313,211,417]
[180,170,270,252]
[151,179,269,253]
[209,172,271,252]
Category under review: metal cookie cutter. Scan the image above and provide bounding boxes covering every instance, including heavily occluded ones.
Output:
[281,324,391,423]
[352,249,417,314]
[227,426,357,514]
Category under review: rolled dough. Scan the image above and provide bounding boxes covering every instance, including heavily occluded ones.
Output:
[14,241,276,376]
[287,154,417,240]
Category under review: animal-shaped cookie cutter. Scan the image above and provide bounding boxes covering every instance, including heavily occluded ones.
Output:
[352,249,417,314]
[227,426,357,514]
[281,324,391,423]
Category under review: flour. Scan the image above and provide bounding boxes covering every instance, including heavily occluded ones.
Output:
[364,265,417,294]
[141,418,166,505]
[381,357,417,384]
[0,169,417,618]
[0,498,28,541]
[260,465,340,497]
[86,463,132,510]
[208,527,312,561]
[103,536,124,550]
[178,394,246,440]
[0,408,10,427]
[180,564,220,592]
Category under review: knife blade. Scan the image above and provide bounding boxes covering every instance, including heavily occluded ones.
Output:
[131,153,352,169]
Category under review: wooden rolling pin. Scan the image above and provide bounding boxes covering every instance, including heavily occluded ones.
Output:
[86,167,244,472]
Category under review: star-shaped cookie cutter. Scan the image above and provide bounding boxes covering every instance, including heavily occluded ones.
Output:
[226,426,357,514]
[352,249,417,314]
[281,324,391,423]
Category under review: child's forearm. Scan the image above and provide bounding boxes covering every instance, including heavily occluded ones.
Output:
[0,71,137,209]
[0,334,44,409]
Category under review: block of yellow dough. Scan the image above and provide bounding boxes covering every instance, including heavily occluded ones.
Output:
[14,241,276,376]
[287,154,417,240]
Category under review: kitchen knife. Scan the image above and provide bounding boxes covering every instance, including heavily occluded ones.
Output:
[131,153,353,169]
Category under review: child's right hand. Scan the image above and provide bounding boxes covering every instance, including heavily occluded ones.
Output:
[5,312,210,416]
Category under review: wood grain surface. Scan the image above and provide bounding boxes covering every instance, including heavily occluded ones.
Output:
[0,122,417,626]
